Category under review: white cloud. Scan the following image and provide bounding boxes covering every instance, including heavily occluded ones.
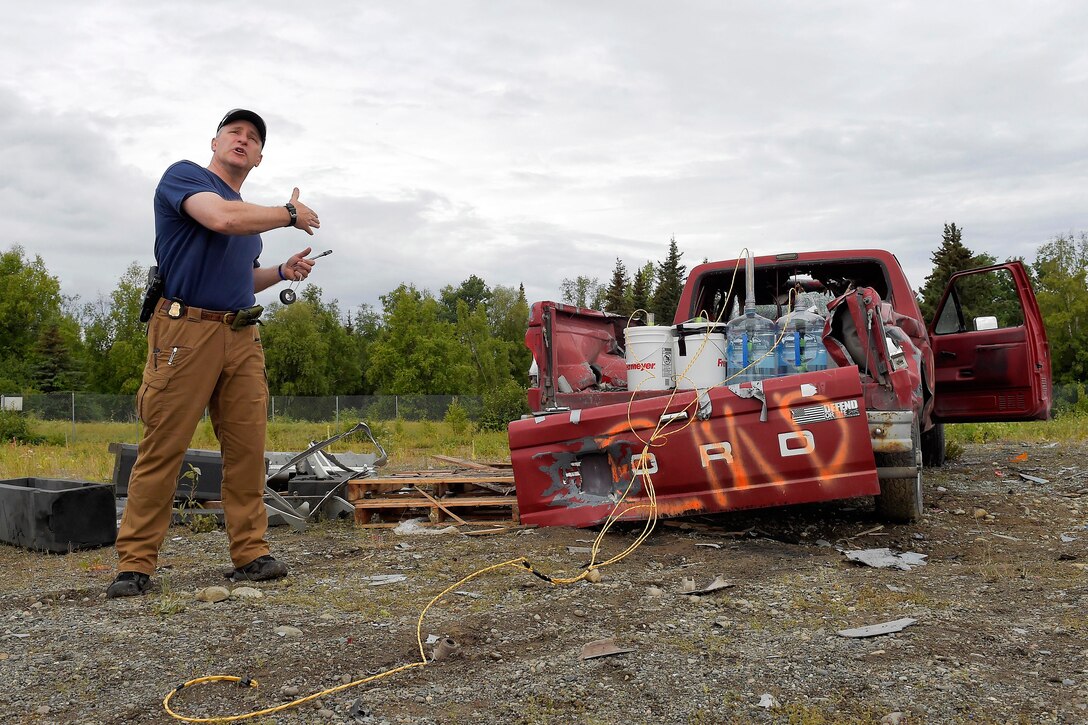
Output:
[1,0,1085,316]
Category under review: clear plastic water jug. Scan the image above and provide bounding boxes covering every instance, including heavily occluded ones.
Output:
[776,308,829,375]
[725,309,780,384]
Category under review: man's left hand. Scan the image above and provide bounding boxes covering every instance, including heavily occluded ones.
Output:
[283,247,316,281]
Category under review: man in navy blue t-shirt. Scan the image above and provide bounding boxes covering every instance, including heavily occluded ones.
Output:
[108,109,323,598]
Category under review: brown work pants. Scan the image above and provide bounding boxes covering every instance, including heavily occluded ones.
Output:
[115,304,270,575]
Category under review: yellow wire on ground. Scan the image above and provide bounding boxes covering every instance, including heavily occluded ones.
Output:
[165,250,814,721]
[165,427,667,722]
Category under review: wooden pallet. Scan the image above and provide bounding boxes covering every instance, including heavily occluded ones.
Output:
[346,472,515,501]
[352,492,518,528]
[348,460,519,528]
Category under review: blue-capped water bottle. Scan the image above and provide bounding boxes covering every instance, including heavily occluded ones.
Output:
[776,294,829,375]
[725,306,779,384]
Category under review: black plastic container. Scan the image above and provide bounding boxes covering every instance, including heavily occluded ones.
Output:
[0,478,116,552]
[109,443,227,501]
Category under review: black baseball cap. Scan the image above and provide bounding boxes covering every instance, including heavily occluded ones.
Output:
[217,109,266,146]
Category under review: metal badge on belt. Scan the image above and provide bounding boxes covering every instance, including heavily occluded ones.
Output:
[167,301,182,318]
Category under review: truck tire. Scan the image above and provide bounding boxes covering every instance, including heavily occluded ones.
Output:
[875,418,923,523]
[921,421,945,468]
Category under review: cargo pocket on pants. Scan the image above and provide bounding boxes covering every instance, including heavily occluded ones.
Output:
[137,371,171,426]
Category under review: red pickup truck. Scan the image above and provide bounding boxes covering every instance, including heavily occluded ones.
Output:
[508,249,1051,528]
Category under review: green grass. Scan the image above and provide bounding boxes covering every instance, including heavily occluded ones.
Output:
[3,409,1080,483]
[0,416,512,481]
[947,411,1088,445]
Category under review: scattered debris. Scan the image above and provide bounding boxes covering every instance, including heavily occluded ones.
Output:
[360,574,407,586]
[758,693,780,709]
[454,590,483,599]
[392,519,459,536]
[566,546,594,555]
[679,577,696,593]
[885,584,908,593]
[841,548,928,570]
[992,533,1021,541]
[694,542,722,549]
[274,625,303,638]
[881,712,907,724]
[430,455,506,471]
[683,575,734,595]
[1012,453,1028,462]
[348,699,371,719]
[432,637,460,661]
[848,524,885,539]
[579,637,634,660]
[462,525,530,536]
[1019,473,1050,484]
[837,617,917,638]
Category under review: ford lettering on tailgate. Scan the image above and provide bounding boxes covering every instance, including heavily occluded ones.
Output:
[509,366,881,528]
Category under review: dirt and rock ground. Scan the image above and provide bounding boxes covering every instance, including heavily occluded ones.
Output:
[0,440,1086,724]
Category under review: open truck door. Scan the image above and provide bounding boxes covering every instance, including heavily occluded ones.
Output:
[929,261,1052,423]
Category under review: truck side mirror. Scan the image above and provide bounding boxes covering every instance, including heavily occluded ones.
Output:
[973,316,998,331]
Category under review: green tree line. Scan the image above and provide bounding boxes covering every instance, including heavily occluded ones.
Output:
[2,225,1085,408]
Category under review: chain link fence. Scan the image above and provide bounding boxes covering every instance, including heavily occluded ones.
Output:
[5,393,484,427]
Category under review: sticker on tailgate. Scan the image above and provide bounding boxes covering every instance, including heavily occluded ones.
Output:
[791,399,860,424]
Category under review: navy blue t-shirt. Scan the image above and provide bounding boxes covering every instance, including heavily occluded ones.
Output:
[154,160,262,311]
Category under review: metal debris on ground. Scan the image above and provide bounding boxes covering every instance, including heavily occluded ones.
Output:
[431,637,460,662]
[392,518,460,536]
[359,574,407,586]
[847,524,885,539]
[579,637,635,660]
[1019,473,1050,484]
[683,576,734,595]
[837,617,917,638]
[262,421,389,531]
[841,548,928,570]
[758,694,780,709]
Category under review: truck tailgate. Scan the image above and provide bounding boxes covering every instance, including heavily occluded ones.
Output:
[509,365,880,528]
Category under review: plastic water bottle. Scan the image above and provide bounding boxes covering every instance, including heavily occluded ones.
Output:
[725,307,780,384]
[776,307,829,375]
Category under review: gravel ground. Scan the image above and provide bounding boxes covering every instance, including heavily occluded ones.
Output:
[1,440,1086,724]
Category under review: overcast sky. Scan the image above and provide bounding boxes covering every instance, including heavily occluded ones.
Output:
[3,2,1086,316]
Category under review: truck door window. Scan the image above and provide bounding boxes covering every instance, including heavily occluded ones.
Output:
[933,267,1025,334]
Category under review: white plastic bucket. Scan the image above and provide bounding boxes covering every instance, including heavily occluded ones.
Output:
[624,326,677,391]
[674,322,728,390]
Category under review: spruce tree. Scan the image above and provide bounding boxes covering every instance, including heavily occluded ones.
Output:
[628,262,654,322]
[917,223,977,321]
[603,258,630,316]
[652,236,686,323]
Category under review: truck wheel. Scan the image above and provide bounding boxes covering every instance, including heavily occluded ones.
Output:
[875,418,923,523]
[921,421,945,468]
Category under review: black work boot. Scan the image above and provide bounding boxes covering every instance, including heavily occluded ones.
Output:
[106,572,151,599]
[225,555,288,582]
